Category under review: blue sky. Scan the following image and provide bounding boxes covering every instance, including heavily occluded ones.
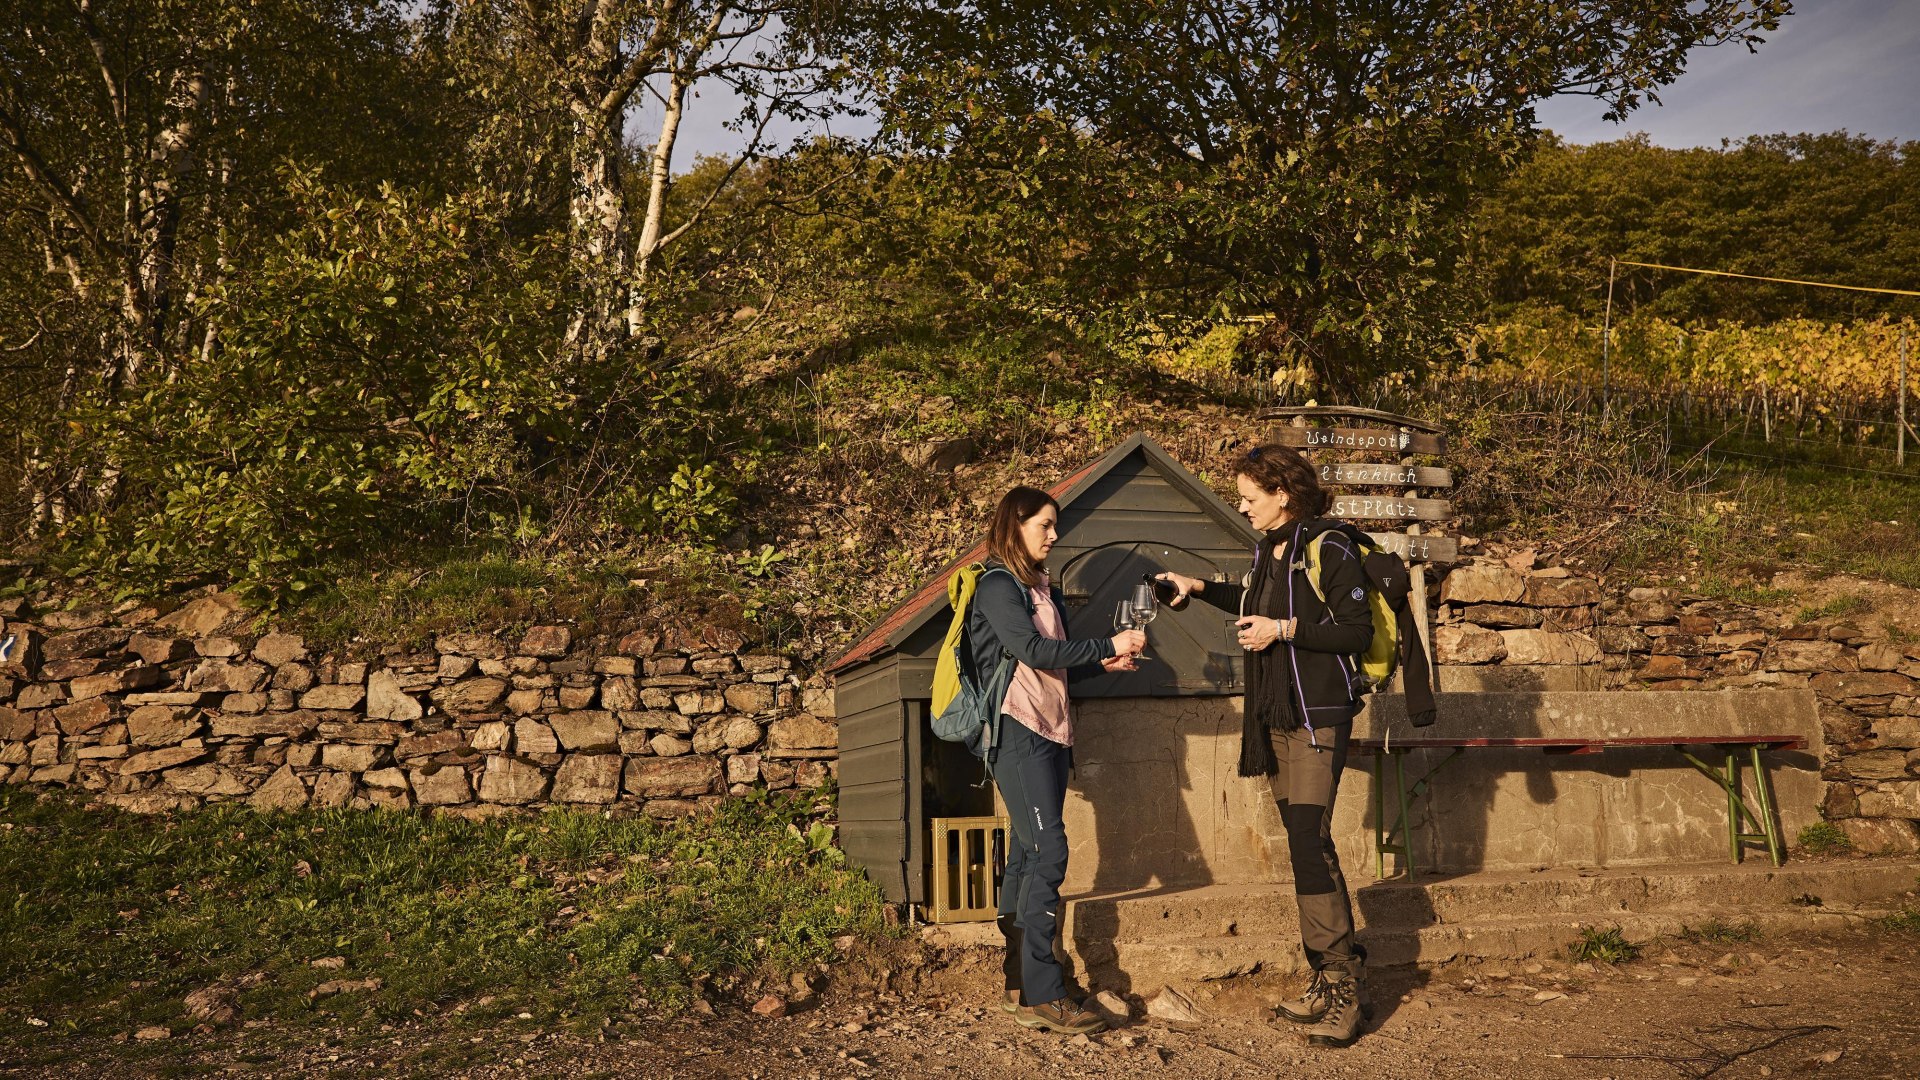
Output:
[656,0,1920,164]
[1535,0,1920,147]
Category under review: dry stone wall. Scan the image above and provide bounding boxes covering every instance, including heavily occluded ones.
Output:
[1432,552,1920,853]
[0,592,837,817]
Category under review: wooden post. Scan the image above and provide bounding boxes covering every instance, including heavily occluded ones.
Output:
[1900,329,1908,468]
[1602,257,1616,420]
[1400,429,1432,697]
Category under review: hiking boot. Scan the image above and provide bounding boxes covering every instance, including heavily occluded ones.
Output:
[1275,968,1334,1024]
[1016,997,1107,1035]
[997,988,1022,1016]
[1302,973,1364,1048]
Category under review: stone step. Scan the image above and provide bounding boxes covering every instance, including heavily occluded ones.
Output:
[1062,860,1920,945]
[1067,907,1904,989]
[1054,859,1920,991]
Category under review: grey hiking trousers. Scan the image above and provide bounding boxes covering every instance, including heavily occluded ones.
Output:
[1268,721,1359,973]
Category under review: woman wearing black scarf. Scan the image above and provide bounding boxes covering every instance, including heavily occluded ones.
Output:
[1156,442,1375,1048]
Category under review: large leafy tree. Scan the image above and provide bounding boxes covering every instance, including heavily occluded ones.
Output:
[0,0,459,531]
[832,0,1791,385]
[1476,132,1920,324]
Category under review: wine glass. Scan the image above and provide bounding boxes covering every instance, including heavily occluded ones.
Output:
[1113,599,1138,633]
[1129,582,1158,626]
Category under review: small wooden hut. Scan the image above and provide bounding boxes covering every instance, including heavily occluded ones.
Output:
[826,433,1259,905]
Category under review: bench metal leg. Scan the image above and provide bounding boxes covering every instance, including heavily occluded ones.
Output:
[1676,745,1788,867]
[1371,750,1414,880]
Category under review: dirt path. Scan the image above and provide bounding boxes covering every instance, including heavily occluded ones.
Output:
[6,926,1918,1079]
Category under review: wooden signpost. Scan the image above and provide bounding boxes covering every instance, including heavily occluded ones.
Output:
[1260,405,1458,688]
[1318,463,1452,488]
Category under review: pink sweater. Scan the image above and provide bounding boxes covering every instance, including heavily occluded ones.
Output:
[1002,577,1074,746]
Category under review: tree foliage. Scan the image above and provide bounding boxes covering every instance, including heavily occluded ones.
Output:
[831,0,1791,384]
[1474,132,1920,323]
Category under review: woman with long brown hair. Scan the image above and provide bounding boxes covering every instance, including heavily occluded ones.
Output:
[968,485,1144,1034]
[1156,443,1375,1047]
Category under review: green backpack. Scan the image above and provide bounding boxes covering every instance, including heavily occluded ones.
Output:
[1297,528,1405,693]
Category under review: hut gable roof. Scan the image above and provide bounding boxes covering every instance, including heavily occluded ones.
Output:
[825,432,1253,676]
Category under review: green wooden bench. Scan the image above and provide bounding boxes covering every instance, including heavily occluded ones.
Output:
[1354,734,1808,878]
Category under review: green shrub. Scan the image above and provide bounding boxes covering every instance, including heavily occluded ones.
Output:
[0,786,891,1034]
[1567,925,1641,964]
[1798,822,1853,855]
[1678,918,1759,945]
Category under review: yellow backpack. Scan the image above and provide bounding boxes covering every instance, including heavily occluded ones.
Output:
[930,563,1027,759]
[1298,530,1404,693]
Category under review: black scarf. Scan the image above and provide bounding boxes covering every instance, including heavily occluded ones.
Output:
[1238,525,1299,777]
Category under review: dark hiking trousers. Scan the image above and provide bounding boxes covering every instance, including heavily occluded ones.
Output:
[1269,722,1358,973]
[993,717,1073,1006]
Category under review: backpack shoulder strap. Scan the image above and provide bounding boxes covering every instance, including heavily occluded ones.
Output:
[1303,533,1331,604]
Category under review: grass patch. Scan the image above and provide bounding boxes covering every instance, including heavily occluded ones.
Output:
[1677,918,1760,945]
[1567,925,1641,964]
[1795,593,1873,623]
[0,786,890,1039]
[1692,572,1796,607]
[1797,822,1854,855]
[1881,906,1920,934]
[1683,457,1920,590]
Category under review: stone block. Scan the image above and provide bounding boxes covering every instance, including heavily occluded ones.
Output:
[1434,624,1505,665]
[437,654,477,680]
[726,753,762,785]
[519,625,572,659]
[802,688,835,718]
[557,685,597,710]
[1439,564,1525,604]
[250,632,307,667]
[1873,717,1920,750]
[311,772,355,808]
[504,688,545,715]
[1837,817,1920,855]
[1596,626,1651,654]
[321,743,387,772]
[221,692,268,714]
[470,721,512,752]
[549,712,619,752]
[195,637,242,658]
[127,634,191,665]
[1498,630,1600,666]
[768,715,836,751]
[623,756,720,798]
[249,765,309,811]
[1522,576,1599,607]
[0,707,33,741]
[53,698,116,735]
[513,719,560,754]
[364,670,423,722]
[552,754,622,803]
[614,629,658,656]
[154,593,242,636]
[69,666,166,701]
[673,690,725,716]
[478,756,549,804]
[1856,781,1920,818]
[185,659,268,693]
[723,684,776,714]
[640,688,675,710]
[723,716,762,750]
[122,745,209,775]
[43,658,114,680]
[650,734,691,757]
[600,677,640,711]
[411,765,471,805]
[361,767,410,791]
[1769,640,1854,674]
[647,657,691,677]
[211,713,318,739]
[691,656,737,676]
[692,719,728,755]
[397,731,468,760]
[321,720,402,744]
[1812,671,1915,700]
[1844,749,1912,781]
[432,677,508,714]
[436,632,506,660]
[300,685,366,711]
[127,705,201,747]
[1459,604,1539,629]
[15,684,63,710]
[42,627,129,662]
[162,764,250,796]
[272,664,316,692]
